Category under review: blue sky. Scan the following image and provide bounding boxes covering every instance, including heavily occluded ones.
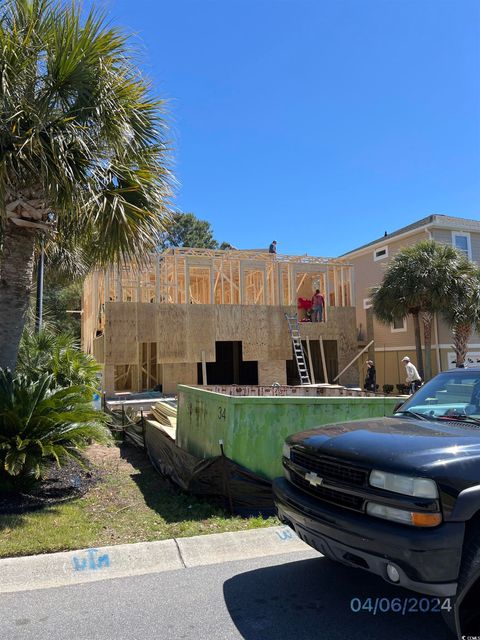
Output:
[100,0,480,256]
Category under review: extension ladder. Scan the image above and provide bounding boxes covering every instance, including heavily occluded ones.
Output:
[285,314,311,385]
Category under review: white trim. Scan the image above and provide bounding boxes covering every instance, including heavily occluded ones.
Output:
[438,343,480,349]
[375,343,480,352]
[343,216,480,260]
[342,226,432,259]
[374,346,418,352]
[391,317,407,333]
[432,218,480,233]
[373,246,389,261]
[451,230,472,259]
[363,297,372,309]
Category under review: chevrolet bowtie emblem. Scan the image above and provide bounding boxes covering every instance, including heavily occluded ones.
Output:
[305,471,323,487]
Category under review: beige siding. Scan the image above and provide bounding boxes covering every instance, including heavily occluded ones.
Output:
[349,230,428,343]
[431,227,480,264]
[430,228,452,245]
[347,217,480,388]
[437,317,480,349]
[471,232,480,262]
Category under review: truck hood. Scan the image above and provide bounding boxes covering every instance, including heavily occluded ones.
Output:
[287,416,480,474]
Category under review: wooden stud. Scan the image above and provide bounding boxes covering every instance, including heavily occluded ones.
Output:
[319,336,329,384]
[155,259,161,303]
[340,267,345,306]
[333,268,338,307]
[306,336,315,384]
[104,269,110,305]
[201,349,207,386]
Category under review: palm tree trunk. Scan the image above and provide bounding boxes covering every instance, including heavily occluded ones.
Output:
[453,323,472,367]
[412,311,424,379]
[0,223,36,370]
[421,311,433,381]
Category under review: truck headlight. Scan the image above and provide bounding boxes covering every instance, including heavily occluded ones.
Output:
[369,470,438,499]
[366,502,442,527]
[282,442,291,460]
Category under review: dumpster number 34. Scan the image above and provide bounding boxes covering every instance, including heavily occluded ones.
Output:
[218,407,226,420]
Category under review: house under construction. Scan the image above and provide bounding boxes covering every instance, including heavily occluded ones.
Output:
[82,248,358,394]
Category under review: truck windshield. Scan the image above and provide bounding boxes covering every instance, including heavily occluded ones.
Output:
[397,371,480,420]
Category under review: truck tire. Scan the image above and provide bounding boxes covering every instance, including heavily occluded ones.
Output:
[442,521,480,637]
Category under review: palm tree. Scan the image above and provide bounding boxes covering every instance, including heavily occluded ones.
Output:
[442,268,480,368]
[0,369,110,491]
[371,240,472,381]
[0,0,173,371]
[17,328,101,389]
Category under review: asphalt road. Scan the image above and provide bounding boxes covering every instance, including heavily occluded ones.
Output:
[0,550,452,640]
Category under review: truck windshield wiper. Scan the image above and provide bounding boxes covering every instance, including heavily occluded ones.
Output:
[394,409,429,421]
[433,414,480,426]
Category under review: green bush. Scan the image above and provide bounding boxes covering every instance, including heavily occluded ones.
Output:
[0,370,111,492]
[17,329,100,390]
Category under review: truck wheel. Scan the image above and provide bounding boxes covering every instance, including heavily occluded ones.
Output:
[442,522,480,637]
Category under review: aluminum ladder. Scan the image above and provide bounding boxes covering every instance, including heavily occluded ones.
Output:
[285,313,311,385]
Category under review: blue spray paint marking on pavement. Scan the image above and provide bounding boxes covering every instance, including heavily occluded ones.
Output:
[72,548,110,572]
[275,527,296,541]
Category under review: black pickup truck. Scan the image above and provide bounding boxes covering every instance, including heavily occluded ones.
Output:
[273,368,480,637]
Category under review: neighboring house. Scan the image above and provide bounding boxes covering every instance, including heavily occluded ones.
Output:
[82,248,358,394]
[342,214,480,389]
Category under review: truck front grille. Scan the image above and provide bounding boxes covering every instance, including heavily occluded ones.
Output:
[290,450,368,486]
[291,474,365,512]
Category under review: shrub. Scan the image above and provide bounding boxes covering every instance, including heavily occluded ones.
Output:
[17,329,100,390]
[0,370,111,492]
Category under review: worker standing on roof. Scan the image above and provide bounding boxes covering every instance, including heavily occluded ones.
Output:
[269,240,277,254]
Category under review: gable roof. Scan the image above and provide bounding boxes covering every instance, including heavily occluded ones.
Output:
[341,214,480,257]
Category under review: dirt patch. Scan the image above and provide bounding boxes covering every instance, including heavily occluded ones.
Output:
[0,451,103,514]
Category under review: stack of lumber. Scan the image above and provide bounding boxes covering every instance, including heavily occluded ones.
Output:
[151,400,177,430]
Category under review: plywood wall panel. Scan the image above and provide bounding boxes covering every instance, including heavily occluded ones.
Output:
[156,305,187,363]
[136,304,158,342]
[241,306,269,361]
[215,306,242,341]
[92,336,105,363]
[104,303,137,364]
[162,363,197,394]
[258,360,287,385]
[266,307,292,360]
[186,305,216,362]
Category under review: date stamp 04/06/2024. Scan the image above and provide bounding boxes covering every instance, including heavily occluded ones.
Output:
[350,597,452,616]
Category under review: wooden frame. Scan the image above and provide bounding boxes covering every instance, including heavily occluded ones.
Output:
[82,248,356,393]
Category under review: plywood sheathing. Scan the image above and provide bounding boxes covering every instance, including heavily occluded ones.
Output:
[215,305,242,341]
[186,305,215,362]
[82,248,357,392]
[156,305,188,362]
[92,336,104,363]
[258,361,287,385]
[162,363,197,395]
[104,302,137,364]
[241,306,269,361]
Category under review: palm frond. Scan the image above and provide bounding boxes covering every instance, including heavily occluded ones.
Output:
[0,368,110,490]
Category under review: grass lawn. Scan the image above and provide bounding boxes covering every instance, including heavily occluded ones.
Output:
[0,443,278,558]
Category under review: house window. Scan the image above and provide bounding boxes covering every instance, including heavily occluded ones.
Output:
[374,246,388,261]
[391,316,407,333]
[452,232,472,259]
[363,298,372,309]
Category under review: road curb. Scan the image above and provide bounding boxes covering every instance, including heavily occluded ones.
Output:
[0,526,311,594]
